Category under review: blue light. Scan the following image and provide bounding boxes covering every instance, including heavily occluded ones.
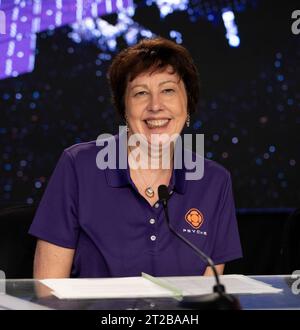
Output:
[169,30,182,43]
[15,93,22,100]
[35,181,42,189]
[269,145,276,153]
[222,10,240,48]
[255,158,262,165]
[30,102,36,109]
[206,152,213,159]
[232,137,239,144]
[207,14,214,21]
[274,60,281,68]
[32,91,40,99]
[4,164,12,171]
[229,35,240,47]
[193,120,202,129]
[4,184,12,192]
[277,74,284,82]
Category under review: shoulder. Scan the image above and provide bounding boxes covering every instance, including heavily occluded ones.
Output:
[64,140,97,159]
[63,134,117,162]
[203,158,231,182]
[184,148,231,183]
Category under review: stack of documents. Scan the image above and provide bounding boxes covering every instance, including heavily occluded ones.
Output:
[41,274,282,300]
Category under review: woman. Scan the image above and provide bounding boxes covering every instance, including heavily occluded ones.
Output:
[29,37,242,278]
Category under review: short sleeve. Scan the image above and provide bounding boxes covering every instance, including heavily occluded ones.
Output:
[29,150,79,249]
[211,172,243,264]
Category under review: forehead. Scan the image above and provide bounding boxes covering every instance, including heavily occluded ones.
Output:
[127,66,181,86]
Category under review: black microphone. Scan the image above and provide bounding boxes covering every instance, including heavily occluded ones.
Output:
[158,185,241,310]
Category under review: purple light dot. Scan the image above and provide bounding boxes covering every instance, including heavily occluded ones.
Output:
[269,145,276,153]
[232,137,238,144]
[15,93,22,100]
[212,134,219,142]
[274,60,281,68]
[20,160,27,167]
[27,198,34,205]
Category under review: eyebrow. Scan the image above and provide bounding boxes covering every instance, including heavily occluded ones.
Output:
[130,80,179,90]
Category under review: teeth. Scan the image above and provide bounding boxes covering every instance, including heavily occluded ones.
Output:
[146,119,169,128]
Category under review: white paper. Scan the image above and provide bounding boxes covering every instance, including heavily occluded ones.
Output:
[41,277,174,299]
[160,275,283,295]
[41,274,282,300]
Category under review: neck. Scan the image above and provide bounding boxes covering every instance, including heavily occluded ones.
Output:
[127,138,174,172]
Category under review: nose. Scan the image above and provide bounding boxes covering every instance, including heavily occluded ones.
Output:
[148,92,163,112]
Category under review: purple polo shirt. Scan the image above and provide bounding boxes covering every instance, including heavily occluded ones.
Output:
[29,133,242,278]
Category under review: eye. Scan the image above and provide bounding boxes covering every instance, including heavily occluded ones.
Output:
[162,88,175,94]
[134,91,148,97]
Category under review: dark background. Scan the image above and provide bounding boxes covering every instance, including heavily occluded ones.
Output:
[0,0,299,210]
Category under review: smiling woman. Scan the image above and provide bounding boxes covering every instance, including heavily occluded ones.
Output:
[29,37,242,279]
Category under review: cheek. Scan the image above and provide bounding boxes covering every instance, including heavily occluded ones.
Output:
[172,99,187,119]
[125,100,139,119]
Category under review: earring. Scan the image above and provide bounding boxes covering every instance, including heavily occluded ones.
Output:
[125,115,129,132]
[186,113,190,128]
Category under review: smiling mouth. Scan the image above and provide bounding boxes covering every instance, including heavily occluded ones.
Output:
[144,119,171,129]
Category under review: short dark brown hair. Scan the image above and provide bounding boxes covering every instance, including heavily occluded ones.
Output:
[107,37,200,119]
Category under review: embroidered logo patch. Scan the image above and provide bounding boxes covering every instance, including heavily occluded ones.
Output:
[185,208,204,229]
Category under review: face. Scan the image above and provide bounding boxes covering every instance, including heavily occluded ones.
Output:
[124,66,188,144]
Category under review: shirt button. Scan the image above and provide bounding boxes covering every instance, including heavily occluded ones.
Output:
[150,235,156,241]
[154,203,159,208]
[149,218,155,225]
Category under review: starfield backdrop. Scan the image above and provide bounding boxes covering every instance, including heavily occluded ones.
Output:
[0,0,299,209]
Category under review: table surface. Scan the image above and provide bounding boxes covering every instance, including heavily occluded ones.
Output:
[1,275,300,310]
